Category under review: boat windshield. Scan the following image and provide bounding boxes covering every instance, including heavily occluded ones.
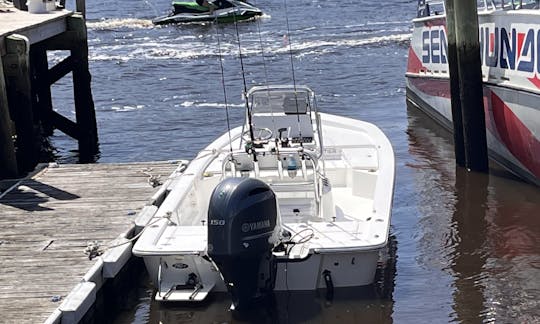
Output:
[248,88,313,115]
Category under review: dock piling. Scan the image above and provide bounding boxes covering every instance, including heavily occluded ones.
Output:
[0,60,18,178]
[69,15,98,161]
[32,43,55,136]
[443,0,465,166]
[445,0,488,172]
[3,34,40,173]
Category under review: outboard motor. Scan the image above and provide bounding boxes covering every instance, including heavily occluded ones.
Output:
[207,177,278,310]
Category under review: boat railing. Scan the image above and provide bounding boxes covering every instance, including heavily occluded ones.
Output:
[221,147,323,218]
[477,0,538,10]
[501,0,539,9]
[417,0,445,17]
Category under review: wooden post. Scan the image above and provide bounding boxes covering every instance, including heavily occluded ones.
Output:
[0,57,18,179]
[452,0,489,172]
[444,0,465,167]
[3,34,39,173]
[12,0,27,10]
[68,15,99,162]
[31,44,55,136]
[76,0,86,18]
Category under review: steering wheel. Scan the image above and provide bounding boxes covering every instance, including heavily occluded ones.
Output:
[242,127,273,142]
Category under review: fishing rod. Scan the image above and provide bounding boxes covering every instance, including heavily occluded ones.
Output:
[283,0,303,145]
[232,9,258,162]
[213,20,234,154]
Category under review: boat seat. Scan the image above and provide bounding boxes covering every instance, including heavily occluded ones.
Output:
[278,197,315,218]
[269,181,315,192]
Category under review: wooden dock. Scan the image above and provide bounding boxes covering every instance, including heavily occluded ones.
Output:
[1,3,97,179]
[0,161,185,323]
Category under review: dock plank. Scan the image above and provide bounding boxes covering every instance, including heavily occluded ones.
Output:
[0,161,179,323]
[0,8,72,43]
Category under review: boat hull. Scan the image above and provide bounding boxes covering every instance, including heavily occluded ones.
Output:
[152,11,261,25]
[406,9,540,186]
[142,249,382,300]
[152,1,263,25]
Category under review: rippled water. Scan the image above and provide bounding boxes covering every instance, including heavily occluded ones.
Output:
[48,0,540,322]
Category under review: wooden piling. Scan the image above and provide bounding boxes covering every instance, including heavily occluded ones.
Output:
[443,0,465,167]
[2,34,40,173]
[68,15,99,161]
[0,59,18,178]
[43,14,99,161]
[31,44,55,136]
[450,0,488,172]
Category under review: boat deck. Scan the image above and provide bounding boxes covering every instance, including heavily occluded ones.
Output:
[0,161,180,323]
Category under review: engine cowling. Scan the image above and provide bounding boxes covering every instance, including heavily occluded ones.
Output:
[207,177,277,310]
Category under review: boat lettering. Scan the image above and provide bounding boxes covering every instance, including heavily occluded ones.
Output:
[420,24,540,75]
[421,27,448,65]
[480,25,539,74]
[210,219,225,226]
[241,220,270,232]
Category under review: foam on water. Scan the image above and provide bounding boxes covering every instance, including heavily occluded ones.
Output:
[87,18,155,30]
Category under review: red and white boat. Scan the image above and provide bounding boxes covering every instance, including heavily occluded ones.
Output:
[406,0,540,186]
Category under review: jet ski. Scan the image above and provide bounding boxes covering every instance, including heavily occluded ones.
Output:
[152,0,263,25]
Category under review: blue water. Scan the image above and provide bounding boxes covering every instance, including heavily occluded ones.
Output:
[49,0,540,322]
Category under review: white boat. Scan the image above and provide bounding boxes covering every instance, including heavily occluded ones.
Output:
[133,85,395,309]
[406,0,540,186]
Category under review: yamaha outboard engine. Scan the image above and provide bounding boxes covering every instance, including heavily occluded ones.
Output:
[207,177,278,310]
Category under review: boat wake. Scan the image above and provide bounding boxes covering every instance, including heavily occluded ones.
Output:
[111,105,145,112]
[87,18,155,30]
[85,32,411,63]
[282,33,412,56]
[176,101,245,109]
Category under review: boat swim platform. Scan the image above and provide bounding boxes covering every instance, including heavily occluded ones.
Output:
[0,160,185,323]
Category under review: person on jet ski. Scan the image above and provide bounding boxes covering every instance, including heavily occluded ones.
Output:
[195,0,231,13]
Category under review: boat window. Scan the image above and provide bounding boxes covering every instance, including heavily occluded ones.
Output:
[282,93,308,114]
[417,0,430,17]
[489,0,538,9]
[516,0,539,8]
[419,0,445,16]
[429,0,445,15]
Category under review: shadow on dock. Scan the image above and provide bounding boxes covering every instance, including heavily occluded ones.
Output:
[1,178,80,211]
